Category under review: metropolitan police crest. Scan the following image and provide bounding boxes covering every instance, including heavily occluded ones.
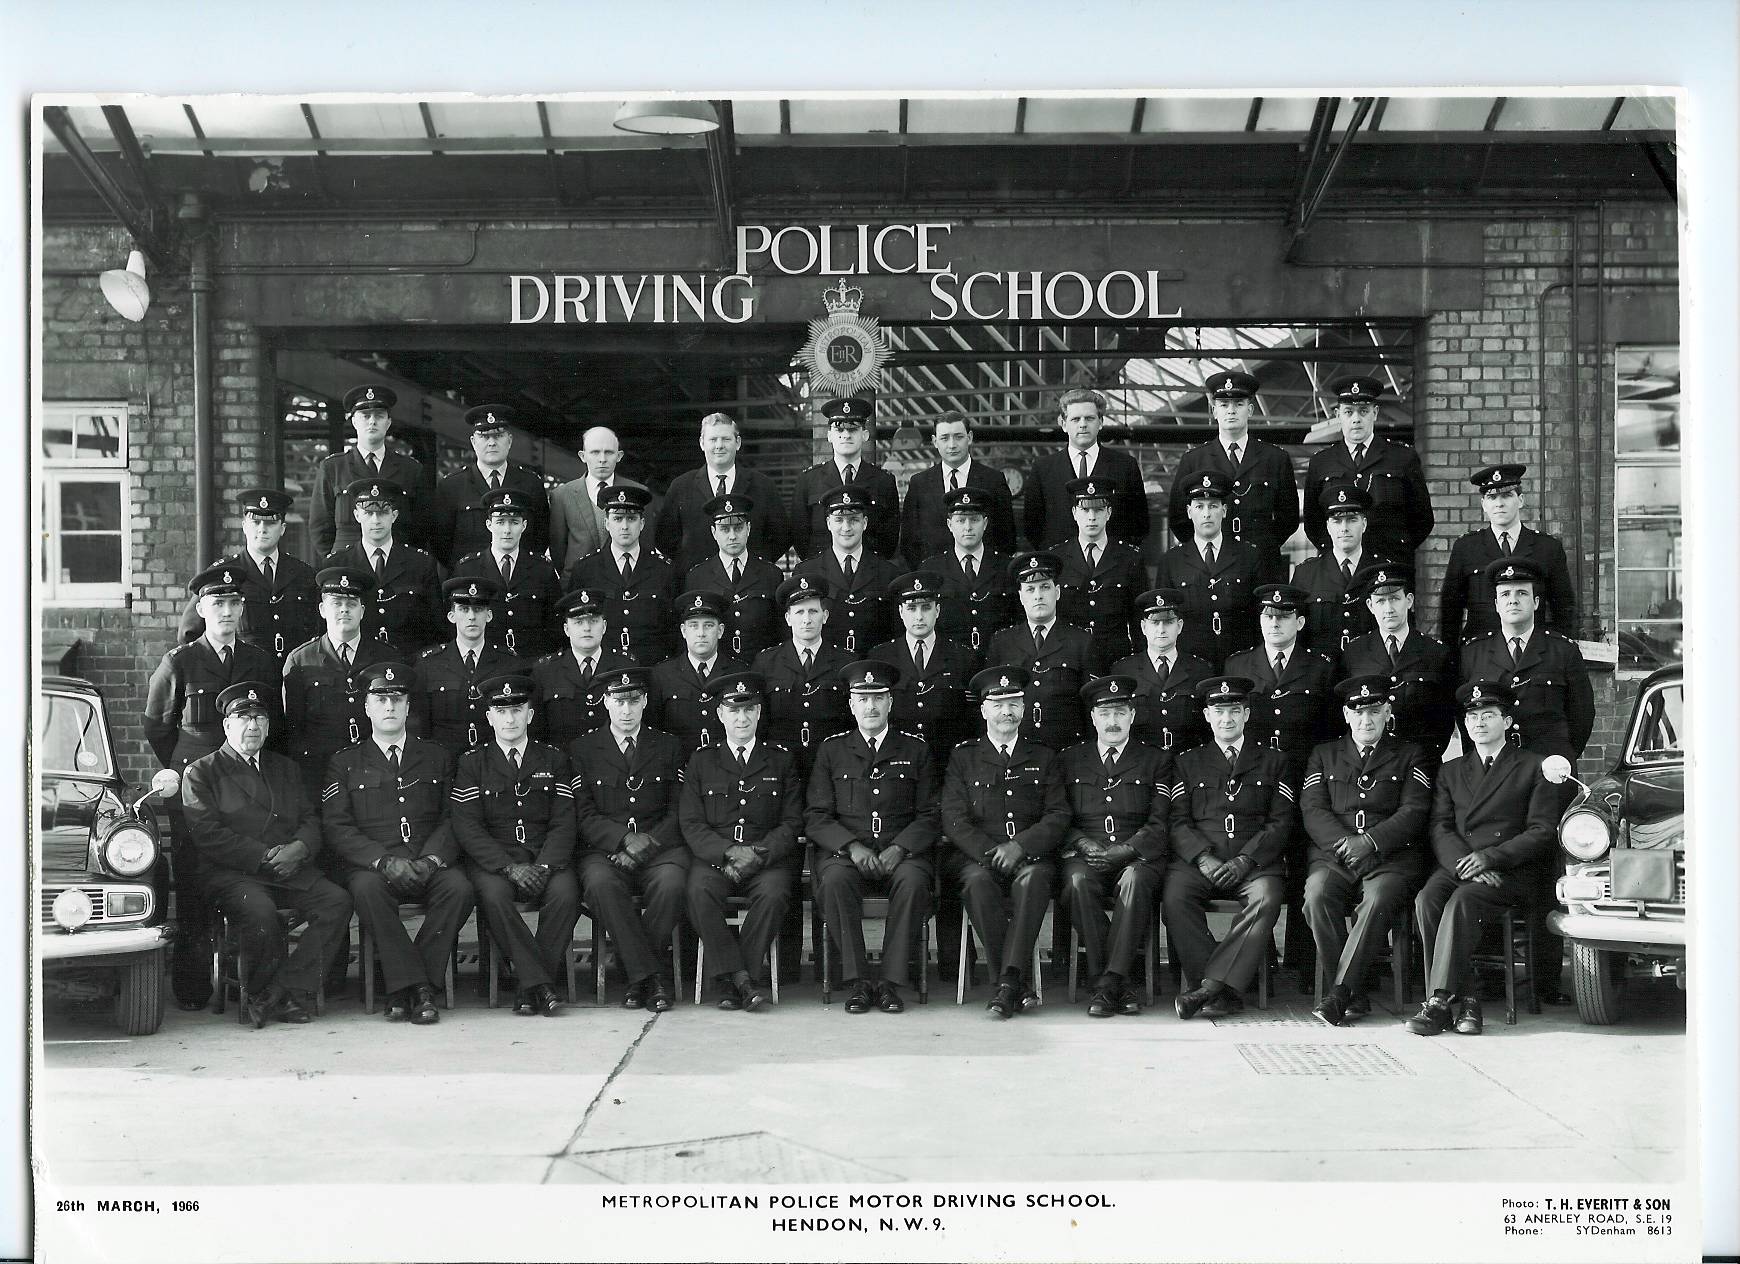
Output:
[800,280,890,396]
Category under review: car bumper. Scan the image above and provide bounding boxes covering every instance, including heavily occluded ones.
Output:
[39,926,169,963]
[1548,911,1686,953]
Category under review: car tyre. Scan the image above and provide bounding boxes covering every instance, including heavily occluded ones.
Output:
[1571,942,1625,1025]
[116,953,166,1036]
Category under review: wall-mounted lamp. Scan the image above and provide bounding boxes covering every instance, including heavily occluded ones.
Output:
[99,249,150,322]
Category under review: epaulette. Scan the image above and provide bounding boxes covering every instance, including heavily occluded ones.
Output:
[647,549,670,563]
[897,729,924,742]
[457,550,486,565]
[821,730,851,743]
[953,738,978,750]
[420,643,447,658]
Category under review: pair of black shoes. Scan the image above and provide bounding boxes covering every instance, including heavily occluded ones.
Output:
[1174,984,1245,1021]
[843,980,906,1014]
[384,985,441,1025]
[1315,989,1371,1027]
[985,980,1041,1020]
[1406,994,1483,1036]
[244,987,314,1030]
[623,976,676,1013]
[1086,979,1143,1018]
[716,978,771,1011]
[513,983,563,1016]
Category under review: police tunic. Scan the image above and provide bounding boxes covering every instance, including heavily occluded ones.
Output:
[868,635,975,761]
[571,725,687,863]
[564,546,679,664]
[144,638,284,770]
[647,653,748,762]
[983,621,1105,752]
[311,448,430,557]
[176,551,321,663]
[321,737,460,872]
[433,463,550,568]
[1055,537,1147,660]
[750,640,853,773]
[792,549,901,656]
[1168,742,1295,874]
[1059,740,1172,865]
[1224,645,1339,785]
[1111,650,1214,754]
[281,635,404,796]
[1458,629,1595,759]
[530,647,640,749]
[324,540,446,656]
[449,741,577,872]
[1302,437,1435,564]
[1153,539,1263,670]
[1339,629,1457,762]
[451,549,564,660]
[1291,550,1378,657]
[1438,525,1578,650]
[413,641,522,756]
[919,548,1016,664]
[939,738,1069,866]
[678,741,803,869]
[805,729,939,859]
[685,554,784,661]
[1168,439,1299,577]
[795,460,901,559]
[1299,735,1433,878]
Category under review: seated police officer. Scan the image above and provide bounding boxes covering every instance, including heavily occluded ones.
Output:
[1113,587,1213,755]
[180,682,353,1027]
[531,587,637,750]
[681,671,804,1012]
[869,571,974,763]
[322,662,474,1026]
[685,493,784,661]
[806,660,939,1015]
[1060,675,1171,1019]
[415,576,519,758]
[1300,675,1433,1027]
[941,667,1069,1020]
[450,674,579,1017]
[650,590,745,762]
[571,667,688,1013]
[1166,676,1296,1020]
[1408,680,1561,1037]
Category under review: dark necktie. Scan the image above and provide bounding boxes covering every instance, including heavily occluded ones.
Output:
[949,470,960,491]
[220,644,232,668]
[464,649,476,673]
[1273,652,1285,682]
[1358,744,1373,766]
[844,463,857,485]
[1499,531,1512,554]
[1225,745,1237,766]
[999,744,1011,762]
[1204,542,1217,566]
[1228,443,1241,466]
[620,552,633,582]
[1388,635,1401,667]
[373,549,386,579]
[1104,747,1117,772]
[366,453,380,475]
[801,648,814,672]
[716,475,727,497]
[1032,625,1046,653]
[262,557,275,589]
[1078,453,1089,479]
[388,744,400,772]
[509,747,521,768]
[696,659,709,681]
[913,640,926,672]
[1353,443,1367,465]
[624,735,637,762]
[730,558,741,585]
[499,554,513,585]
[1341,559,1353,583]
[963,554,977,582]
[735,746,749,772]
[1086,543,1098,570]
[579,657,593,683]
[248,755,261,775]
[1483,754,1495,774]
[843,555,855,582]
[490,470,502,490]
[1156,655,1170,678]
[340,642,353,668]
[1510,636,1524,664]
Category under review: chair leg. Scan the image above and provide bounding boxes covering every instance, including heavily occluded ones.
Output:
[1146,916,1160,1006]
[1503,912,1519,1026]
[362,927,376,1014]
[445,943,457,1010]
[770,933,781,1005]
[565,926,578,1005]
[956,922,970,1005]
[593,922,607,1006]
[1523,913,1541,1015]
[1257,948,1269,1010]
[918,914,930,1004]
[1391,912,1411,1008]
[820,908,832,1007]
[693,940,705,1005]
[1031,932,1043,1004]
[1067,925,1079,1003]
[670,925,683,1002]
[475,914,493,1000]
[487,932,501,1010]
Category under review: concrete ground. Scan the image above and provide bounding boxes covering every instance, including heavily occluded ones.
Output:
[37,922,1687,1189]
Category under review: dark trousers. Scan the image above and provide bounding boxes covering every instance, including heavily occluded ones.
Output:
[1062,857,1161,980]
[346,867,474,995]
[815,852,933,983]
[957,856,1055,979]
[206,869,353,999]
[1162,866,1283,993]
[580,853,688,984]
[1415,866,1531,996]
[165,803,212,1007]
[470,866,581,990]
[686,862,795,981]
[1303,864,1413,997]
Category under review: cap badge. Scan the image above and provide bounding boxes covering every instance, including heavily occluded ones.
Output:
[247,689,258,702]
[364,388,376,401]
[1215,682,1232,697]
[1471,686,1486,702]
[618,673,631,687]
[339,576,351,589]
[1108,681,1120,694]
[999,675,1011,688]
[1336,490,1349,503]
[257,496,269,509]
[466,583,479,597]
[485,412,497,425]
[384,668,395,681]
[222,570,233,583]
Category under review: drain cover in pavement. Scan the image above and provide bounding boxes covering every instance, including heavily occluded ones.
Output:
[1212,1005,1326,1027]
[1236,1043,1412,1076]
[555,1132,901,1184]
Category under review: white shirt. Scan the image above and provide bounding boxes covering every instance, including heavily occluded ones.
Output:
[496,738,530,763]
[909,635,934,662]
[834,547,864,570]
[1269,645,1294,674]
[716,550,748,573]
[617,728,642,755]
[1029,618,1057,639]
[834,457,866,479]
[706,466,738,493]
[729,738,757,761]
[1332,546,1364,569]
[1198,535,1223,561]
[957,547,984,570]
[1099,744,1123,764]
[248,548,282,571]
[616,546,640,569]
[330,633,363,659]
[1489,522,1528,545]
[860,729,885,754]
[1068,443,1101,474]
[372,735,407,760]
[204,633,238,656]
[1222,738,1246,759]
[493,549,519,571]
[1220,437,1249,462]
[587,476,613,507]
[363,540,393,564]
[571,648,598,673]
[1383,627,1411,652]
[475,461,509,483]
[690,655,717,675]
[941,457,975,487]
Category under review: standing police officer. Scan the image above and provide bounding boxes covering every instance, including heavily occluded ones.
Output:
[684,493,783,661]
[1113,587,1213,755]
[869,571,975,763]
[1439,464,1578,653]
[414,576,521,758]
[898,409,1017,567]
[434,403,550,567]
[1024,387,1151,553]
[564,483,678,664]
[529,587,639,750]
[1458,558,1594,761]
[984,551,1105,753]
[920,486,1016,666]
[1154,470,1263,670]
[1054,476,1147,662]
[281,566,400,800]
[177,487,321,664]
[451,487,563,660]
[326,478,446,656]
[1302,376,1434,566]
[1168,372,1298,581]
[310,384,429,557]
[1340,562,1457,766]
[649,590,745,762]
[1291,482,1380,658]
[794,486,901,655]
[796,396,901,559]
[751,575,853,781]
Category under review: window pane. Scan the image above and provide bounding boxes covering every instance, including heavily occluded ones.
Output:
[76,411,124,461]
[35,694,113,776]
[1628,682,1685,760]
[59,481,121,533]
[1616,348,1680,454]
[61,535,122,584]
[41,423,75,460]
[1615,464,1679,517]
[1618,520,1678,568]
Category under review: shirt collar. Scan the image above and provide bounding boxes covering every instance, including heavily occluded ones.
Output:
[730,737,757,760]
[709,466,737,490]
[1221,436,1248,460]
[366,540,393,560]
[1490,522,1528,542]
[861,729,884,753]
[834,546,862,567]
[1346,437,1374,458]
[571,646,597,668]
[496,738,529,762]
[247,548,280,569]
[475,461,509,481]
[1030,617,1056,636]
[1385,626,1411,650]
[618,545,639,564]
[372,735,406,759]
[617,727,641,753]
[1224,737,1245,758]
[329,632,362,655]
[690,654,717,672]
[494,548,518,565]
[718,551,745,570]
[1070,443,1101,468]
[958,546,983,564]
[943,456,973,480]
[834,456,863,477]
[1100,743,1122,763]
[1198,534,1223,557]
[910,633,932,654]
[1333,546,1362,567]
[204,633,237,656]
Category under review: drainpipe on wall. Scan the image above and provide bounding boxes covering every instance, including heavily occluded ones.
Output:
[181,193,215,567]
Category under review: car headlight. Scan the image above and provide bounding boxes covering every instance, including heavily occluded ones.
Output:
[51,888,93,932]
[101,826,158,878]
[1559,810,1612,861]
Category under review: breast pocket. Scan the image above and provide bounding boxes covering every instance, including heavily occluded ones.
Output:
[185,686,219,725]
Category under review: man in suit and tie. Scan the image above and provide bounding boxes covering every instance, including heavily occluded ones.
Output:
[310,384,431,557]
[1054,475,1147,662]
[793,486,901,656]
[449,487,564,659]
[564,484,678,665]
[1408,680,1560,1036]
[899,409,1016,568]
[1339,563,1457,766]
[685,493,784,661]
[529,587,639,749]
[870,571,975,762]
[177,487,321,663]
[649,590,746,762]
[1292,482,1380,658]
[1301,376,1435,566]
[751,575,853,781]
[548,426,658,576]
[1167,371,1298,581]
[180,682,353,1027]
[1439,463,1578,653]
[1114,587,1213,754]
[984,551,1108,753]
[920,486,1016,665]
[1154,470,1263,670]
[1023,387,1150,553]
[433,404,550,567]
[1300,676,1433,1027]
[657,412,793,576]
[795,396,901,559]
[325,479,445,656]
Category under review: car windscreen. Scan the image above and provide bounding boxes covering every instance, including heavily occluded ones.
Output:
[1627,681,1684,764]
[36,693,113,778]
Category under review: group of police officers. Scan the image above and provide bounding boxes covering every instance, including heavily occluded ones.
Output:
[144,370,1592,1036]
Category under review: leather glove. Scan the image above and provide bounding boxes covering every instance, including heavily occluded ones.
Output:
[620,830,658,867]
[876,844,907,874]
[846,841,883,877]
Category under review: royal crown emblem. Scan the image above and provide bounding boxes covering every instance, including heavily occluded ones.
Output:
[1470,686,1487,702]
[338,576,351,589]
[618,673,632,687]
[1215,682,1233,697]
[466,583,480,597]
[999,675,1011,688]
[801,279,890,397]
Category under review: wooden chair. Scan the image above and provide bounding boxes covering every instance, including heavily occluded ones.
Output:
[357,904,459,1013]
[208,904,326,1025]
[693,897,781,1004]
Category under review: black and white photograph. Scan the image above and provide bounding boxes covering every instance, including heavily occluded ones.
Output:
[14,5,1739,1263]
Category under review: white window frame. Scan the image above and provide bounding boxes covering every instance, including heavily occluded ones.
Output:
[1613,346,1682,677]
[40,401,132,607]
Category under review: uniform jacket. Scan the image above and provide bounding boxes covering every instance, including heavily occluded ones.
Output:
[918,547,1016,661]
[647,652,748,761]
[548,475,657,576]
[1299,734,1433,877]
[1302,437,1435,562]
[530,647,640,749]
[868,634,975,758]
[1058,739,1172,865]
[433,463,550,567]
[940,737,1069,866]
[1439,525,1577,649]
[1024,446,1150,553]
[1168,741,1295,873]
[1054,536,1147,658]
[656,466,793,577]
[450,548,564,659]
[176,550,321,662]
[450,740,577,872]
[320,736,459,871]
[792,548,902,655]
[983,620,1107,750]
[563,546,680,664]
[1291,550,1379,657]
[323,540,446,656]
[1167,438,1298,575]
[569,724,687,862]
[181,744,326,888]
[1338,629,1457,762]
[311,447,430,557]
[1110,649,1214,754]
[1458,629,1595,759]
[795,459,901,559]
[1428,745,1559,879]
[678,740,803,868]
[281,635,403,769]
[1153,537,1264,670]
[750,640,853,762]
[144,638,283,770]
[1225,643,1339,782]
[685,554,784,661]
[413,641,523,754]
[899,461,1017,568]
[805,729,939,857]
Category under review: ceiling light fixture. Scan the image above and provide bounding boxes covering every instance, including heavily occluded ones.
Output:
[612,100,721,136]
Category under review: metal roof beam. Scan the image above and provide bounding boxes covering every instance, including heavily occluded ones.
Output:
[702,99,739,269]
[41,106,175,268]
[1286,96,1376,262]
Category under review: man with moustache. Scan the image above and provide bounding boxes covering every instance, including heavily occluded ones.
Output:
[1167,371,1298,582]
[657,411,793,576]
[433,404,550,567]
[310,384,430,556]
[899,409,1016,568]
[1301,376,1434,566]
[795,395,901,559]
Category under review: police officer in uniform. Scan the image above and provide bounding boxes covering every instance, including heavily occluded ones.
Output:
[1168,372,1299,581]
[563,483,677,664]
[1408,680,1560,1036]
[180,682,352,1027]
[1166,676,1297,1019]
[751,575,853,781]
[1113,587,1214,754]
[941,667,1070,1019]
[281,566,400,800]
[984,551,1106,753]
[414,577,521,757]
[869,571,975,762]
[530,587,638,749]
[649,590,745,762]
[795,395,901,559]
[433,403,550,567]
[321,662,474,1025]
[1438,463,1578,653]
[1340,562,1456,765]
[793,486,901,655]
[571,667,689,1013]
[684,493,783,661]
[450,674,579,1016]
[1059,675,1171,1018]
[177,487,321,663]
[920,485,1016,666]
[1054,476,1147,662]
[681,671,804,1011]
[451,487,564,660]
[325,478,445,656]
[310,384,430,557]
[806,660,939,1014]
[1300,676,1433,1026]
[146,563,285,1008]
[1302,376,1435,566]
[1291,482,1380,657]
[1154,470,1263,670]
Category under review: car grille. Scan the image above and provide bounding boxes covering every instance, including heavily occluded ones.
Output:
[1578,860,1686,920]
[40,886,112,931]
